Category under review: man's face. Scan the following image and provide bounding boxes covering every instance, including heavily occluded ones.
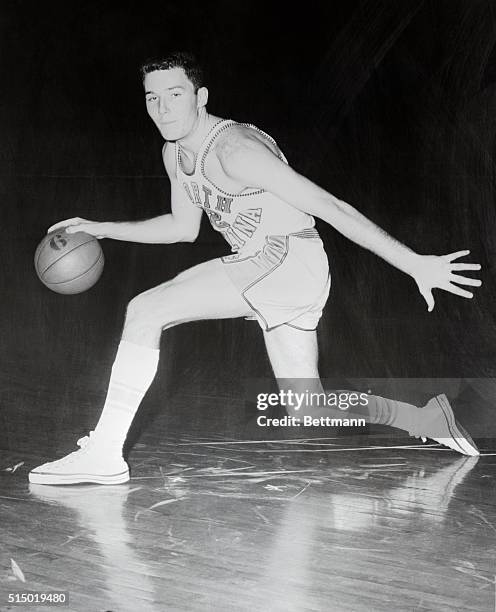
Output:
[144,67,206,141]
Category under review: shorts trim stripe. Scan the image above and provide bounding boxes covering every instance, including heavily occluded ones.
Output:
[240,235,290,330]
[284,322,317,331]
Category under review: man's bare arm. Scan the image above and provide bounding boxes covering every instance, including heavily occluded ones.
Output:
[218,134,482,311]
[47,143,203,244]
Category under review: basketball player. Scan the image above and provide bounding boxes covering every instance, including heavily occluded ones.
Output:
[29,52,482,485]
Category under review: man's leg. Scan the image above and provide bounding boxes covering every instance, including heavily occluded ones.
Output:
[263,325,479,455]
[262,325,402,421]
[29,259,253,485]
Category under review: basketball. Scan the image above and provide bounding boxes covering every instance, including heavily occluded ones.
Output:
[34,229,104,294]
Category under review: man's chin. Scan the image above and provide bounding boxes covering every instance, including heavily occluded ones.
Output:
[159,127,178,141]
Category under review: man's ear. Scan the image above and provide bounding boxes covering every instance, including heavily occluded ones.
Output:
[197,86,208,109]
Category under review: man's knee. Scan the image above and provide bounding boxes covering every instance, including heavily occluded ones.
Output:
[125,284,177,328]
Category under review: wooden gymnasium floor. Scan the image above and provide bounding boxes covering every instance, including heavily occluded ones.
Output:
[1,398,496,612]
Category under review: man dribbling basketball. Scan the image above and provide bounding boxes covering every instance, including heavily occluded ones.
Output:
[29,52,483,485]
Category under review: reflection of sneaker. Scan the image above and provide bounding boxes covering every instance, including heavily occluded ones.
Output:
[28,432,129,485]
[28,482,132,509]
[410,394,479,456]
[425,455,479,505]
[386,456,479,525]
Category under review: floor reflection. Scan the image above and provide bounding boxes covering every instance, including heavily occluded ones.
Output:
[328,456,479,531]
[23,446,484,611]
[255,456,480,611]
[28,483,158,612]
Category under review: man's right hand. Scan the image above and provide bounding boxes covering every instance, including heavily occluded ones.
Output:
[47,217,106,239]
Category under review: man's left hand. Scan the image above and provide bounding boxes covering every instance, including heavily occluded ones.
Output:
[410,250,482,312]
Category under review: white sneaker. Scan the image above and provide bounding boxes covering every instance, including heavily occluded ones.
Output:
[410,394,480,456]
[28,432,130,485]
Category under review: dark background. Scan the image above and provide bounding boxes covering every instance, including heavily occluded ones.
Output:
[1,0,496,452]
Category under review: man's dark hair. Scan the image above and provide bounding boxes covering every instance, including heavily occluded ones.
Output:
[140,52,204,91]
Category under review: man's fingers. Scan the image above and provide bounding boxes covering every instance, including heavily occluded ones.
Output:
[418,286,435,312]
[47,223,69,233]
[47,217,83,234]
[48,225,80,235]
[47,219,75,234]
[65,225,86,234]
[442,250,470,262]
[448,274,482,287]
[450,263,481,271]
[443,283,474,299]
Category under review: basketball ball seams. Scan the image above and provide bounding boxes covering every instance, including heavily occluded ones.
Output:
[34,234,86,274]
[34,238,57,274]
[38,237,100,278]
[45,250,104,286]
[34,242,44,273]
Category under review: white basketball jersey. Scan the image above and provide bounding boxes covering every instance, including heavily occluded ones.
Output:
[175,119,315,255]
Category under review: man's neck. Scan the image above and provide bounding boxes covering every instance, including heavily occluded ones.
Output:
[177,112,223,157]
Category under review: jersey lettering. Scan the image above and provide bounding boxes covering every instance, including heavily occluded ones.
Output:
[238,208,262,224]
[202,185,212,208]
[216,195,233,214]
[191,183,203,206]
[232,212,258,238]
[224,227,246,251]
[182,182,195,205]
[205,209,230,230]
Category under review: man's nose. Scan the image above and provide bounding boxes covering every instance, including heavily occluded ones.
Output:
[158,96,170,114]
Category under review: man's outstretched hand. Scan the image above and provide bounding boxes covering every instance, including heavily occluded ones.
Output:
[47,217,105,239]
[410,250,482,312]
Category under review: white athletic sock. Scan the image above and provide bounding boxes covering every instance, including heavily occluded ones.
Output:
[367,395,417,433]
[92,340,160,455]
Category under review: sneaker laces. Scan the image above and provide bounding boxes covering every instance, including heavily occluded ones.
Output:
[51,433,93,467]
[409,404,438,443]
[76,435,91,449]
[408,423,428,442]
[413,434,428,443]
